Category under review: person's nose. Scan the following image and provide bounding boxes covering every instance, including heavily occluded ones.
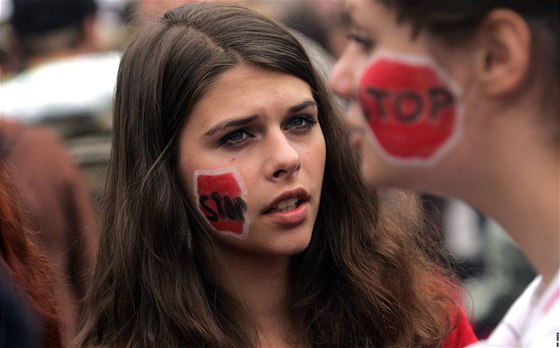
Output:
[329,48,359,100]
[264,132,301,181]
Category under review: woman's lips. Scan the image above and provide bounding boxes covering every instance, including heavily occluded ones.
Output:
[264,200,309,226]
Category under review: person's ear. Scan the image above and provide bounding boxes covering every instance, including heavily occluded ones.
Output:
[474,9,531,97]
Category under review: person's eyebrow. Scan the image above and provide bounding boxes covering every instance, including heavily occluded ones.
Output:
[340,1,357,29]
[203,115,259,138]
[340,7,352,29]
[289,100,318,114]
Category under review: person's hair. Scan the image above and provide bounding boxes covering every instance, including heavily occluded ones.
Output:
[0,160,62,348]
[78,3,458,347]
[377,0,560,144]
[10,0,97,58]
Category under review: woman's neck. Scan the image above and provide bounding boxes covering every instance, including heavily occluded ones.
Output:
[482,148,559,287]
[450,111,560,288]
[213,247,301,347]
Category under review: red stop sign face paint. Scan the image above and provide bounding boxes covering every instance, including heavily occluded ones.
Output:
[358,50,463,164]
[194,167,249,239]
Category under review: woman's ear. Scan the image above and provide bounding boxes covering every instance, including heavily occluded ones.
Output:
[474,9,531,97]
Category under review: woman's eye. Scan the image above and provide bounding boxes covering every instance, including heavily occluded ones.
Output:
[219,128,254,147]
[347,33,375,53]
[285,115,318,131]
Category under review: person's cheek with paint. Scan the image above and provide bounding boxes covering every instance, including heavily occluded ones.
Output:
[194,167,249,239]
[357,49,463,165]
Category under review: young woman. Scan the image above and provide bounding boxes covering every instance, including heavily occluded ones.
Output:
[78,3,476,347]
[329,1,559,346]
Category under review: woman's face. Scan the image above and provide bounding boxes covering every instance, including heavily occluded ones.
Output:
[179,64,326,257]
[330,0,470,189]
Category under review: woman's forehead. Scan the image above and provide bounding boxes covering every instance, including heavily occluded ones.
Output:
[183,65,315,130]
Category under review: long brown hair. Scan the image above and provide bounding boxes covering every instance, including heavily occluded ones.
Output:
[0,160,62,348]
[79,3,458,347]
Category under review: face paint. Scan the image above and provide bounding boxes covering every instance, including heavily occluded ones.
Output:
[357,49,463,165]
[194,167,249,239]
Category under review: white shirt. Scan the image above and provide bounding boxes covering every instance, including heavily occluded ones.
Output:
[467,269,560,347]
[0,52,120,122]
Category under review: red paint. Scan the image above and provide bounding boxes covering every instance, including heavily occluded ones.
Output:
[358,53,460,162]
[196,171,246,237]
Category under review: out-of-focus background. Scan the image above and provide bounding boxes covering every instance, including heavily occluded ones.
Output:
[0,0,535,343]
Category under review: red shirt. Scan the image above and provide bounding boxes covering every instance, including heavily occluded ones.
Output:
[444,306,478,347]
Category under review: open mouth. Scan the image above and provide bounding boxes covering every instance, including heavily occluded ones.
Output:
[268,198,302,213]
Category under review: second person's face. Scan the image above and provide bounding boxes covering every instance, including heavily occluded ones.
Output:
[330,0,469,190]
[179,64,326,259]
[330,0,422,187]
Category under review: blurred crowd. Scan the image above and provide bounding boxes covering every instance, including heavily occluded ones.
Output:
[0,0,536,346]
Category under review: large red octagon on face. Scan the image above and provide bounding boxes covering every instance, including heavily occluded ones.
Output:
[358,51,462,163]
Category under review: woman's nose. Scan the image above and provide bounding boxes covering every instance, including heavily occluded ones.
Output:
[265,133,301,181]
[329,48,358,99]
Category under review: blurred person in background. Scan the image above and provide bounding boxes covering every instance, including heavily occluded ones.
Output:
[0,0,119,125]
[1,118,98,345]
[329,0,559,346]
[0,0,120,201]
[329,0,538,335]
[0,159,63,348]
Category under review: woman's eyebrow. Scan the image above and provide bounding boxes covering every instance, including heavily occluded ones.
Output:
[340,7,352,29]
[203,115,258,138]
[289,100,318,113]
[340,2,359,30]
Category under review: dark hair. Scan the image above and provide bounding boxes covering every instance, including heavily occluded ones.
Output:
[378,0,560,142]
[0,160,62,348]
[10,0,96,36]
[10,0,97,58]
[78,3,458,347]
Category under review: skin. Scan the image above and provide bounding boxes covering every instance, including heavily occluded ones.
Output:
[330,0,559,288]
[178,64,326,347]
